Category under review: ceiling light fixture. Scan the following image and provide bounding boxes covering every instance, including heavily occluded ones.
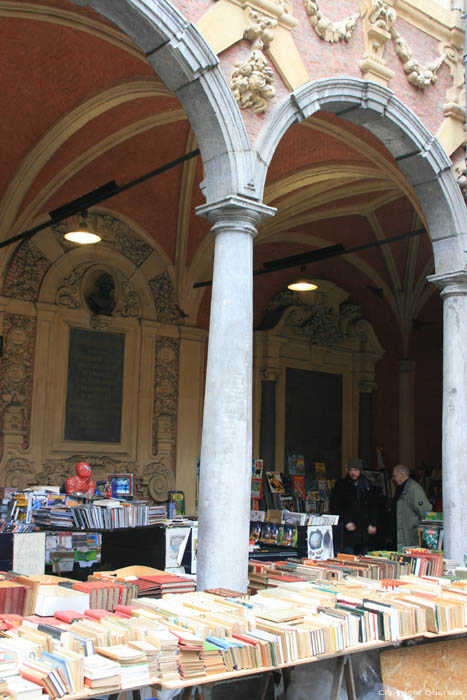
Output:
[287,278,318,292]
[64,211,101,245]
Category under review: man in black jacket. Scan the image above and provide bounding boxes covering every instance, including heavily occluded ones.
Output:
[330,459,378,555]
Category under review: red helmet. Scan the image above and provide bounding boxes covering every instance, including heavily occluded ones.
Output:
[75,461,91,478]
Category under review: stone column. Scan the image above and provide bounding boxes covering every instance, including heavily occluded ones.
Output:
[398,359,416,467]
[196,196,274,592]
[428,271,467,564]
[358,380,376,469]
[175,326,207,514]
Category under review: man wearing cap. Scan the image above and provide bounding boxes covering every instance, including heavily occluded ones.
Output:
[392,464,431,550]
[330,458,378,555]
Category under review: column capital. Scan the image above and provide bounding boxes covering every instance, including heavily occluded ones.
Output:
[260,366,281,382]
[398,359,416,373]
[359,379,377,393]
[196,195,276,234]
[428,270,467,297]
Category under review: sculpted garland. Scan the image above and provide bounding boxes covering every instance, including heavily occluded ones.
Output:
[229,0,452,113]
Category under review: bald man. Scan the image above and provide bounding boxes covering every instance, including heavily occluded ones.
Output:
[392,464,431,550]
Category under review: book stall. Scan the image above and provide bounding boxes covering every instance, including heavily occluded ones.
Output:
[0,544,463,699]
[0,459,460,699]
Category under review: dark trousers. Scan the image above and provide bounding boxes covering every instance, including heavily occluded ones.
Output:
[344,544,368,555]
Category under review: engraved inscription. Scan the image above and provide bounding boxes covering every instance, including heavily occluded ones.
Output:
[64,328,125,443]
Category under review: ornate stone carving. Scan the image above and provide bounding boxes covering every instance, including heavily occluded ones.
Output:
[148,272,179,323]
[453,156,467,203]
[305,0,359,43]
[114,280,141,319]
[2,241,49,302]
[3,454,35,489]
[264,288,367,346]
[36,455,135,488]
[231,8,277,114]
[140,458,175,502]
[366,0,395,32]
[360,0,395,83]
[359,379,377,393]
[231,50,275,113]
[390,28,445,89]
[56,265,88,309]
[441,43,466,121]
[0,315,36,455]
[243,8,277,50]
[152,337,179,468]
[261,366,281,381]
[102,216,152,267]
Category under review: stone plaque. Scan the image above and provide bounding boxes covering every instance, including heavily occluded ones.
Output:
[64,328,125,443]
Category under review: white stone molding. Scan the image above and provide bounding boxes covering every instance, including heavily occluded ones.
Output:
[254,78,467,273]
[69,0,257,201]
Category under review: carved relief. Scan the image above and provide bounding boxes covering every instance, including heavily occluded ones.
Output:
[0,315,36,455]
[3,454,35,489]
[389,27,445,89]
[231,50,275,113]
[264,288,367,346]
[453,156,467,202]
[148,272,179,323]
[56,264,88,309]
[231,9,277,114]
[440,43,466,121]
[140,458,176,502]
[114,280,141,319]
[261,367,281,381]
[152,337,179,476]
[36,455,135,489]
[2,241,49,301]
[360,0,395,73]
[305,0,359,43]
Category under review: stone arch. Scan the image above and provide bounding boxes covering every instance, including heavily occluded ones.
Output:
[70,0,255,202]
[254,78,467,273]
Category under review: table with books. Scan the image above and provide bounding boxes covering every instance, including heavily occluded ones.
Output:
[1,550,467,700]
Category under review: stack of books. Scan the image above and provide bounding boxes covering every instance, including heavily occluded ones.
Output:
[95,644,150,689]
[83,653,121,689]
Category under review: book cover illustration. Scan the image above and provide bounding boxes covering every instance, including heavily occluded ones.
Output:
[252,459,264,479]
[266,472,285,494]
[307,524,334,561]
[169,491,185,515]
[251,478,263,500]
[315,462,327,480]
[280,524,298,547]
[288,454,305,476]
[292,475,306,500]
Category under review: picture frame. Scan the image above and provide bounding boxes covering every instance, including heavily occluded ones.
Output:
[362,469,388,497]
[107,473,134,498]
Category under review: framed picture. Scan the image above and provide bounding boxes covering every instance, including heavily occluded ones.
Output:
[251,477,263,500]
[362,470,388,497]
[107,473,134,498]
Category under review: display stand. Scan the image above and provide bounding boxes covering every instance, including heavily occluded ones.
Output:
[44,524,166,570]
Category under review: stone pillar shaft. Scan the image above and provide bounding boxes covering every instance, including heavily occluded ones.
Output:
[429,271,467,564]
[398,359,416,467]
[196,197,274,592]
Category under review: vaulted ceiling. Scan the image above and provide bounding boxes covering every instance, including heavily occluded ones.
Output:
[1,1,442,459]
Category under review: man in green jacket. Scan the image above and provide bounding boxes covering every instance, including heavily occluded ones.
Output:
[392,464,432,551]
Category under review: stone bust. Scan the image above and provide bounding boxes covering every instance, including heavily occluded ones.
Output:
[87,272,116,316]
